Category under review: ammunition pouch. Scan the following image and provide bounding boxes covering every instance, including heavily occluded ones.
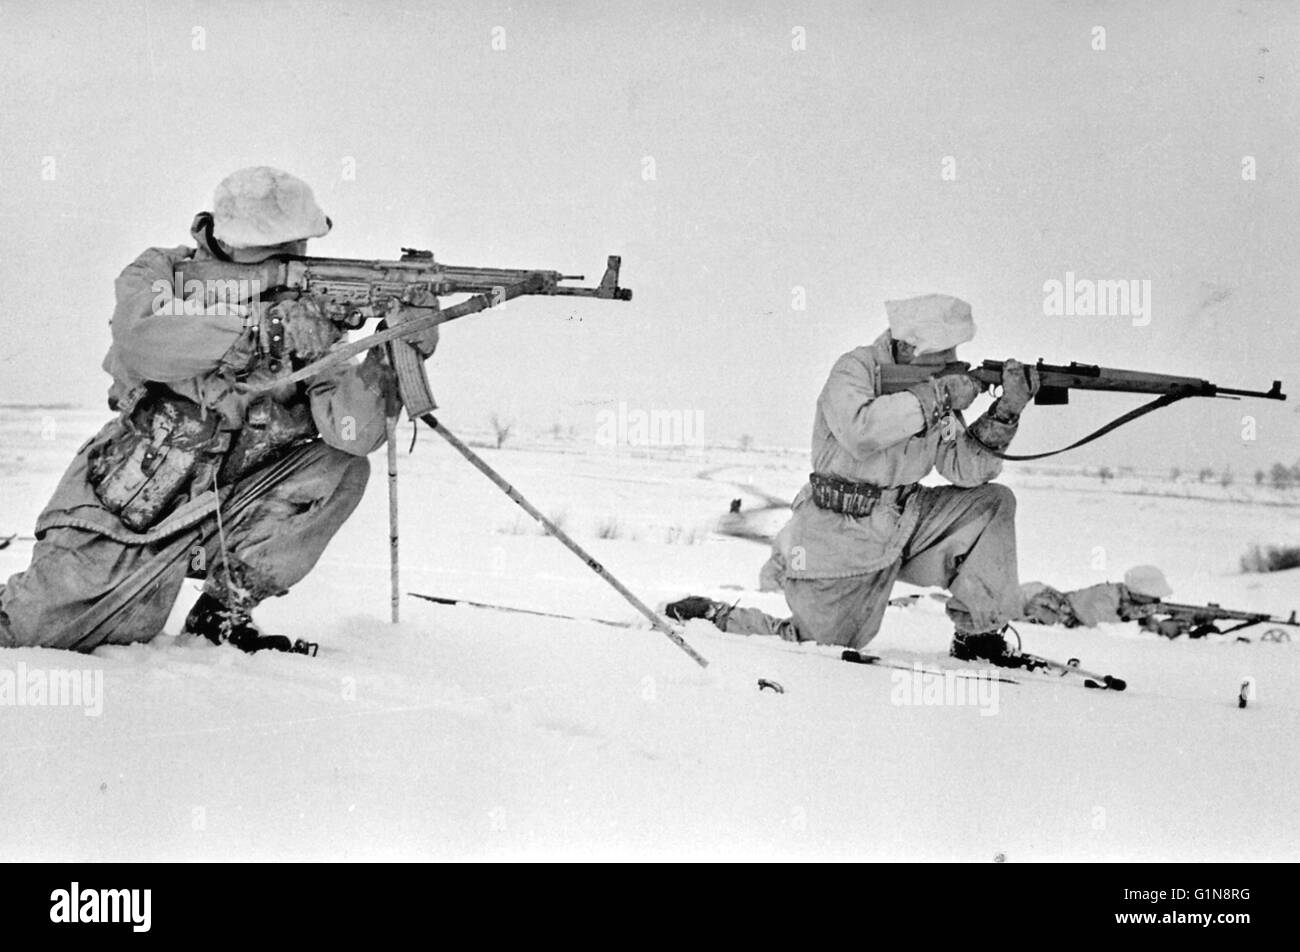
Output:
[87,382,320,533]
[218,394,318,484]
[87,386,231,532]
[809,472,915,518]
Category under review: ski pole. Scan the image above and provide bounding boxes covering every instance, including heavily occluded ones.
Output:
[422,414,708,668]
[386,415,400,624]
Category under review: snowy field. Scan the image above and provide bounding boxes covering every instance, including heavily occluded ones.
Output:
[1,406,1298,861]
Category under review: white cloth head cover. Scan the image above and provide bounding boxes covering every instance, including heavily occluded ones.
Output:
[1123,565,1172,599]
[212,166,331,249]
[885,294,976,355]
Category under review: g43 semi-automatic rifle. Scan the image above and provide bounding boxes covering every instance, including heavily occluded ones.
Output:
[1142,602,1298,641]
[878,359,1286,460]
[178,249,632,415]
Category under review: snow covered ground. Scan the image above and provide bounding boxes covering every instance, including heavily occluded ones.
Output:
[1,407,1297,861]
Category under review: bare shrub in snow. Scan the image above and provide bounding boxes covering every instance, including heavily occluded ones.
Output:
[490,413,514,449]
[664,524,702,545]
[1240,544,1300,573]
[543,509,569,536]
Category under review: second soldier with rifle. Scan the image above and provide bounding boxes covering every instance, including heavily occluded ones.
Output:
[670,294,1046,666]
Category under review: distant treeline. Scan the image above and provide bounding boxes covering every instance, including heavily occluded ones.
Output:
[1160,463,1300,490]
[0,403,81,410]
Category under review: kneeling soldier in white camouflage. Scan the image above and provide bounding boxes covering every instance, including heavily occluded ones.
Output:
[0,167,437,654]
[668,294,1042,666]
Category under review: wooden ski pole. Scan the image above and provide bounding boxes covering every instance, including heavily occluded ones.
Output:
[422,414,708,668]
[386,415,400,624]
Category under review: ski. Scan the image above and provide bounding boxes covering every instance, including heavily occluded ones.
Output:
[1011,652,1127,690]
[409,592,641,630]
[843,647,1127,691]
[839,649,1021,685]
[409,591,1127,691]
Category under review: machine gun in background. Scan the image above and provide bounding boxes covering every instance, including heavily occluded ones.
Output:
[1142,602,1298,641]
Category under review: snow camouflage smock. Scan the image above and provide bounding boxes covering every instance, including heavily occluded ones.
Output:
[36,235,394,546]
[1,226,404,651]
[773,331,1018,580]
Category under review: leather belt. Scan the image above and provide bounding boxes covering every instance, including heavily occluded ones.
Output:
[809,472,915,517]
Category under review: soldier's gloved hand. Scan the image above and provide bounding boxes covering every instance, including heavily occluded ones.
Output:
[998,358,1040,415]
[382,305,440,359]
[405,321,439,359]
[258,298,340,364]
[907,370,979,433]
[936,371,980,411]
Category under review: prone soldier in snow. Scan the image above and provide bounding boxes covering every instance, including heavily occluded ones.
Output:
[1018,565,1172,630]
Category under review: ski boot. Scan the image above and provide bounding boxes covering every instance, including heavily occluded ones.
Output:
[949,627,1020,668]
[183,592,318,656]
[663,596,731,625]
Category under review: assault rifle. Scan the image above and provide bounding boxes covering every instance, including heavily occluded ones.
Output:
[1142,602,1299,641]
[175,248,708,666]
[878,359,1286,460]
[178,249,632,415]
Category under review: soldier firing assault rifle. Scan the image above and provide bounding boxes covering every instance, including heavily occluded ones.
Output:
[0,166,709,666]
[178,226,704,665]
[176,242,632,419]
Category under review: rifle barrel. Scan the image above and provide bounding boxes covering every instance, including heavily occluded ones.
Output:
[1215,381,1286,401]
[1155,601,1299,625]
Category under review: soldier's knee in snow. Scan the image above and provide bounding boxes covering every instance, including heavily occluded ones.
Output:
[313,446,371,498]
[985,483,1016,512]
[341,455,370,492]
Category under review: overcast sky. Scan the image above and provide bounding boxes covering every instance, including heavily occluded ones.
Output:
[1,0,1296,472]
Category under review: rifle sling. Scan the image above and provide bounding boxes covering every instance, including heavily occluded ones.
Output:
[961,390,1189,461]
[243,274,546,397]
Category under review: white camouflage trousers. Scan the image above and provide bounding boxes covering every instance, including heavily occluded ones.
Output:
[721,483,1023,650]
[0,442,369,652]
